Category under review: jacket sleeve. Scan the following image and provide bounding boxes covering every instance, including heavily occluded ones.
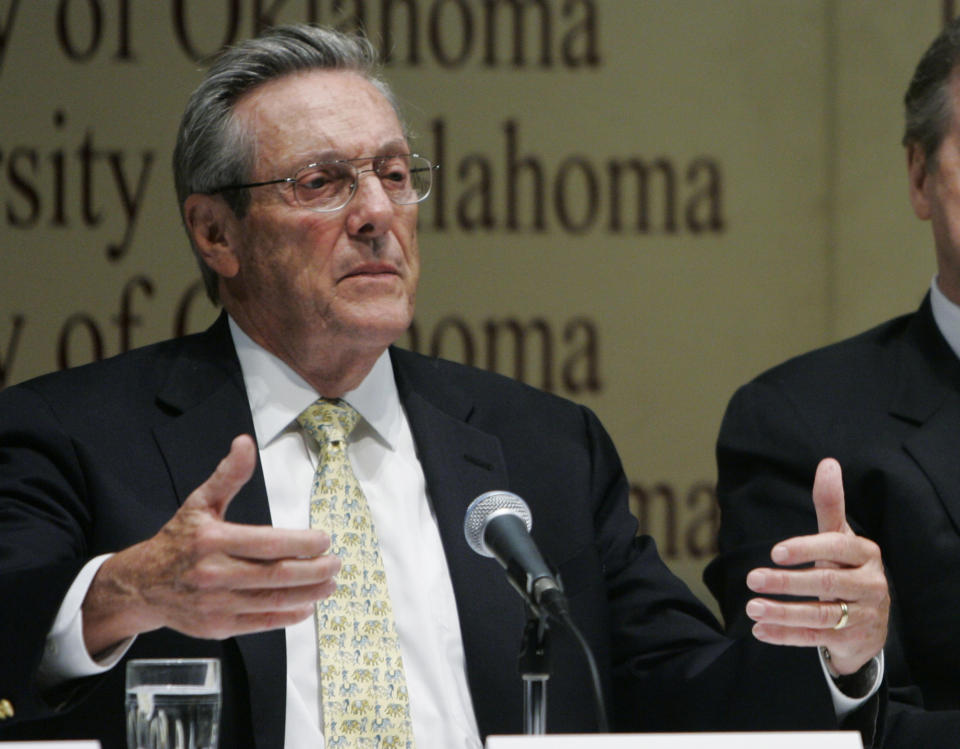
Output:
[0,383,101,726]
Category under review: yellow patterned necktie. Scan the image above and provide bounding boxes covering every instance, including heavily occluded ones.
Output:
[297,398,416,749]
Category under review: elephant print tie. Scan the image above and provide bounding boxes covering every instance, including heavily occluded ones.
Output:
[297,398,415,749]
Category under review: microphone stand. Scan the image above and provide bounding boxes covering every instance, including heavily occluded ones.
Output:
[518,608,551,734]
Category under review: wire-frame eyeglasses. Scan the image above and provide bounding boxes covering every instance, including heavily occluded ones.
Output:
[207,153,438,213]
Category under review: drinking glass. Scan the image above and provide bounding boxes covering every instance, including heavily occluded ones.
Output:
[125,658,221,749]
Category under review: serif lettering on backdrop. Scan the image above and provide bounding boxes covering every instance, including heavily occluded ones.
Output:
[0,0,723,558]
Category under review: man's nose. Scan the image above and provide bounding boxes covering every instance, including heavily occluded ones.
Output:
[346,170,395,234]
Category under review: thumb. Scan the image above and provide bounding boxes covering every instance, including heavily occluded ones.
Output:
[186,434,258,519]
[812,457,847,534]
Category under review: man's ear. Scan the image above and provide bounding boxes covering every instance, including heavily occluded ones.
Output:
[183,194,241,278]
[907,143,933,220]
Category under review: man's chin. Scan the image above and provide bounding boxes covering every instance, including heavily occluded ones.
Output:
[334,305,414,348]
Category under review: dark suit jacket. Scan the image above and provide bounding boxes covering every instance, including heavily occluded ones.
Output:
[0,314,861,747]
[705,294,960,747]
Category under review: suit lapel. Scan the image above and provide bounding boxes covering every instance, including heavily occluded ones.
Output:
[902,397,960,535]
[151,314,284,749]
[391,348,528,737]
[891,297,960,535]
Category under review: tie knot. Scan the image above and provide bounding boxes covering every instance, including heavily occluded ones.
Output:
[297,398,360,445]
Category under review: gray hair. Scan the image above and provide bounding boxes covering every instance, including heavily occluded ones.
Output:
[903,16,960,169]
[173,24,402,304]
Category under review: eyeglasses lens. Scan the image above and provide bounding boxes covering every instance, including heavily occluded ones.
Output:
[293,155,432,212]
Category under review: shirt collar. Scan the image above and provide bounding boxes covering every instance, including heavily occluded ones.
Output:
[228,316,402,450]
[929,275,960,361]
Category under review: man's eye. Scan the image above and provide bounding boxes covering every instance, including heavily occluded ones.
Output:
[381,168,408,183]
[378,161,410,184]
[300,172,339,190]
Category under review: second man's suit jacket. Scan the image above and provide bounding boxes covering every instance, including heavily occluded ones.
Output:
[706,294,960,748]
[0,314,860,746]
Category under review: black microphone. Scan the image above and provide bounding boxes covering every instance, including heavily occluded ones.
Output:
[463,490,569,620]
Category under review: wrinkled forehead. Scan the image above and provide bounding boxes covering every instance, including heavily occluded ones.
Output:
[233,69,408,174]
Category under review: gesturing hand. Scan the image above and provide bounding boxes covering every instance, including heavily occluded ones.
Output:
[744,458,889,675]
[82,435,339,656]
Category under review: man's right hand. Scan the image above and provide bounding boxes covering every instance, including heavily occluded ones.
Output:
[81,434,339,657]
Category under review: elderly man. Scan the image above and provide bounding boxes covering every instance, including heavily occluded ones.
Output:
[0,24,886,748]
[706,16,960,749]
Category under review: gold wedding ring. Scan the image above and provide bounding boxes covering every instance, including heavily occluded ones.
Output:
[832,600,850,630]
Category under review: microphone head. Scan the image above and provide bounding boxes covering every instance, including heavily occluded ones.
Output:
[464,490,532,557]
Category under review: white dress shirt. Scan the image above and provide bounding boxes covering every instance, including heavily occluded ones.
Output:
[230,319,482,749]
[930,275,960,357]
